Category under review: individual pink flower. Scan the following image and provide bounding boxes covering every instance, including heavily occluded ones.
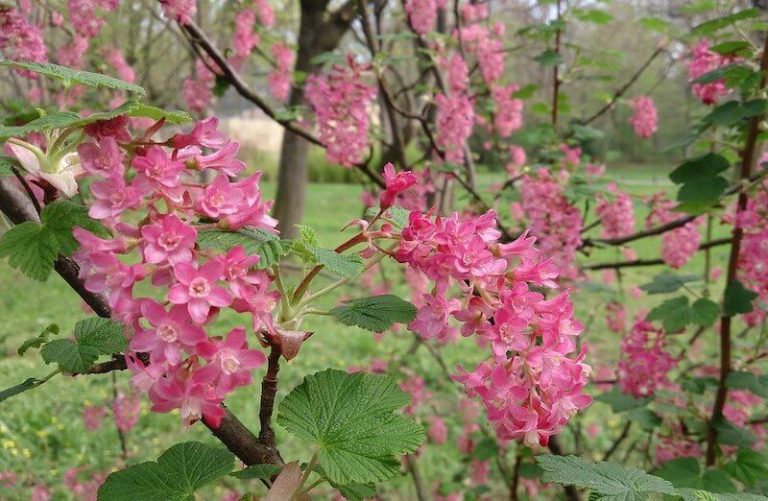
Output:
[194,175,244,218]
[132,145,185,191]
[629,96,658,139]
[182,141,246,176]
[409,292,462,340]
[172,117,228,149]
[149,368,225,426]
[77,137,124,177]
[217,246,262,298]
[194,327,267,395]
[88,176,142,220]
[83,116,131,142]
[140,214,197,265]
[379,163,417,209]
[130,300,207,364]
[168,261,232,323]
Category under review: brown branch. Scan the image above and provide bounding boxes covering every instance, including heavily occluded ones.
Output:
[580,45,666,126]
[551,0,563,128]
[177,18,384,188]
[406,454,428,501]
[0,177,283,468]
[705,33,768,466]
[258,347,282,450]
[602,421,631,462]
[582,238,730,270]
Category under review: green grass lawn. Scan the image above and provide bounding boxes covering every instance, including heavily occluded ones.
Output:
[0,164,741,499]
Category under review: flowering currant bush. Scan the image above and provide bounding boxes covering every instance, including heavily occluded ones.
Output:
[2,2,768,500]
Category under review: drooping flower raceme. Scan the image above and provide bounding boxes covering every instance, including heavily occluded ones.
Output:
[519,168,583,280]
[595,182,636,239]
[268,43,295,102]
[389,203,591,446]
[629,96,658,139]
[617,316,676,398]
[0,7,48,69]
[65,116,277,427]
[305,57,377,167]
[688,39,734,105]
[646,192,702,268]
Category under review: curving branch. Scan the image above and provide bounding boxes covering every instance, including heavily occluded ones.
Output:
[706,32,768,467]
[582,238,730,270]
[579,45,666,127]
[0,177,283,468]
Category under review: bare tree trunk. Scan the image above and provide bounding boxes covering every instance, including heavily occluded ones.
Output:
[273,0,357,239]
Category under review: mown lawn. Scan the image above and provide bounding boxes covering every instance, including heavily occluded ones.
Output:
[0,163,736,499]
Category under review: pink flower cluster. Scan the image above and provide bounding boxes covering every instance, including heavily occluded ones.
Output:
[183,60,217,115]
[232,8,259,61]
[629,96,658,139]
[71,116,280,427]
[268,43,295,102]
[0,7,48,68]
[646,192,702,268]
[457,20,505,85]
[617,316,676,398]
[492,84,524,137]
[595,182,636,239]
[435,54,474,163]
[305,57,377,167]
[405,0,442,35]
[688,39,733,105]
[605,301,626,333]
[519,168,583,280]
[160,0,197,25]
[390,204,591,446]
[67,0,117,38]
[103,47,136,83]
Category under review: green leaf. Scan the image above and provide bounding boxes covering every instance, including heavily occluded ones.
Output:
[311,247,363,279]
[40,200,108,255]
[196,228,291,269]
[40,317,126,373]
[640,17,671,33]
[669,154,731,184]
[724,448,768,486]
[471,437,500,461]
[230,464,282,480]
[714,418,757,447]
[571,124,605,141]
[512,84,538,99]
[677,489,768,501]
[627,408,661,431]
[0,154,20,177]
[97,441,234,501]
[709,41,752,56]
[724,371,768,398]
[18,323,59,356]
[535,455,677,499]
[330,295,416,332]
[648,296,691,331]
[655,457,702,488]
[703,100,766,127]
[335,482,377,501]
[723,280,758,316]
[0,111,81,141]
[535,50,563,67]
[639,273,701,294]
[0,222,57,281]
[693,8,759,36]
[0,61,146,95]
[595,388,651,413]
[277,369,425,485]
[572,8,613,24]
[702,469,737,493]
[647,297,720,332]
[128,103,193,124]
